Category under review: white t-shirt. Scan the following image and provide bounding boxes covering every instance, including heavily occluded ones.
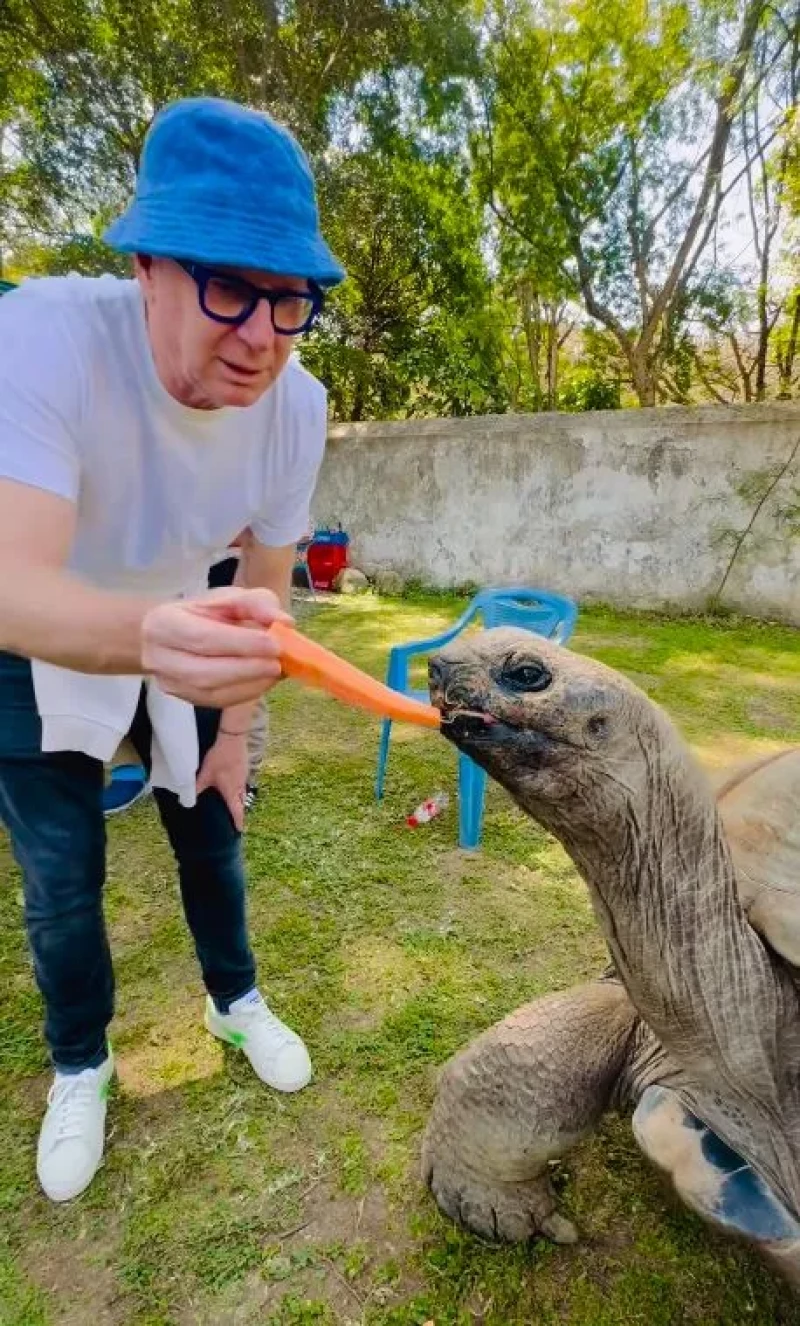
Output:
[0,275,328,802]
[0,274,326,594]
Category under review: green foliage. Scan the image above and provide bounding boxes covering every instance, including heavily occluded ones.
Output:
[301,145,508,419]
[558,367,621,412]
[476,0,796,405]
[1,0,798,413]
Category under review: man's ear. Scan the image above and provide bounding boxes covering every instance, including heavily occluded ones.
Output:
[133,253,153,285]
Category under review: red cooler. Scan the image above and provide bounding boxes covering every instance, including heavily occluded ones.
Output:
[306,528,350,590]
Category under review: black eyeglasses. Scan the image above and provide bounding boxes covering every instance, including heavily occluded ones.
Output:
[176,260,324,334]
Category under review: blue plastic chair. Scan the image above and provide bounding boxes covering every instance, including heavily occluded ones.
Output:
[375,587,578,849]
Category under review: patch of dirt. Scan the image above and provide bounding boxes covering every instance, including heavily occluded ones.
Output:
[23,1224,124,1326]
[333,1005,383,1034]
[427,847,473,887]
[297,1179,393,1246]
[181,1180,423,1326]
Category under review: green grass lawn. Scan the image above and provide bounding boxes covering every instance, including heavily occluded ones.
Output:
[1,593,799,1326]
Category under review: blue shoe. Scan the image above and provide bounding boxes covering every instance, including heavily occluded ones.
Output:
[103,764,150,817]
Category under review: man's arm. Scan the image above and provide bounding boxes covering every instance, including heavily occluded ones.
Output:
[0,479,289,708]
[0,479,156,672]
[236,531,295,611]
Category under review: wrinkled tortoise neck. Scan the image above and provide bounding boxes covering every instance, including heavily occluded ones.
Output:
[578,749,800,1215]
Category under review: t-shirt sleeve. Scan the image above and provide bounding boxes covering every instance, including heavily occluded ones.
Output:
[249,365,328,548]
[0,291,82,502]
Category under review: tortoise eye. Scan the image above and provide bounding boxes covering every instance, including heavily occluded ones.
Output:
[501,660,552,693]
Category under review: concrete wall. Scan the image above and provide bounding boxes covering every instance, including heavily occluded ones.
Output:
[313,403,800,624]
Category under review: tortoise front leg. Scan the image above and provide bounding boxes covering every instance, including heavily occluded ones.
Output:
[422,978,638,1243]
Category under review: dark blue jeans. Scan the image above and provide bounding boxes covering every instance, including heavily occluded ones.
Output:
[0,652,257,1071]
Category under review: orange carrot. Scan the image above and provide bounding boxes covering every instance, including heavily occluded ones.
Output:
[269,620,441,727]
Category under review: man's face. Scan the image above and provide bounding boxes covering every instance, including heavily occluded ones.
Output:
[135,257,313,409]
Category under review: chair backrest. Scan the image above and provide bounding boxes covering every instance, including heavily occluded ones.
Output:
[474,587,577,644]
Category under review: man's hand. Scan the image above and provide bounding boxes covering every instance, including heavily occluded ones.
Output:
[141,586,292,709]
[196,729,249,830]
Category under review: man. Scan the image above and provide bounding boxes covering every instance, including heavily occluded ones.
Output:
[0,96,344,1203]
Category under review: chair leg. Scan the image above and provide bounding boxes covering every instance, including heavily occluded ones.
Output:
[458,753,487,850]
[375,719,393,800]
[304,563,316,597]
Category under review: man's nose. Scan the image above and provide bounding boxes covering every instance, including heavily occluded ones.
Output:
[236,299,276,350]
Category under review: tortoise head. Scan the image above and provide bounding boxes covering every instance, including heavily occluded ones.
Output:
[429,627,687,846]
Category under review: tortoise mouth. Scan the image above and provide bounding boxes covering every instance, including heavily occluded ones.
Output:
[437,704,508,745]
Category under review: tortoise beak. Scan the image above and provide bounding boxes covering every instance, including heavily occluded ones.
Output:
[429,656,499,742]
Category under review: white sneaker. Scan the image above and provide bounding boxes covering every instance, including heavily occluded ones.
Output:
[204,990,312,1093]
[37,1050,114,1202]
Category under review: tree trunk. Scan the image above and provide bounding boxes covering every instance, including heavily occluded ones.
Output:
[505,335,524,410]
[729,333,754,403]
[629,344,657,406]
[519,280,543,404]
[546,309,558,409]
[755,262,770,400]
[777,292,800,399]
[350,382,366,422]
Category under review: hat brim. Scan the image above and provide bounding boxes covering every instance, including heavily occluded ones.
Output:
[104,201,345,288]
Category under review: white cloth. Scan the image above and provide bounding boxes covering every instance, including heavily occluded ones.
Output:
[33,667,200,807]
[0,275,327,805]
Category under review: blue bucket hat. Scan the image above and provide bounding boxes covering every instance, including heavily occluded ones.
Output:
[105,97,345,287]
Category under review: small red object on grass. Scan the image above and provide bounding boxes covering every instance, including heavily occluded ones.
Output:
[407,791,450,826]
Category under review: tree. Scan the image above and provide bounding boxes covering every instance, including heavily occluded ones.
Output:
[688,18,799,410]
[477,0,795,405]
[0,0,242,269]
[5,0,795,417]
[0,0,480,264]
[301,144,507,419]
